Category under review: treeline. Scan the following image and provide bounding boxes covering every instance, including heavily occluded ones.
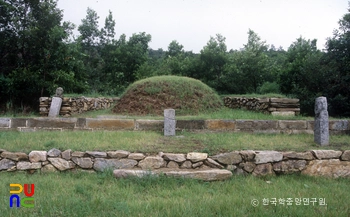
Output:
[0,0,349,116]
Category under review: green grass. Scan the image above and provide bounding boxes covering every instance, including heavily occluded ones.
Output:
[113,75,223,115]
[1,131,349,154]
[0,172,349,217]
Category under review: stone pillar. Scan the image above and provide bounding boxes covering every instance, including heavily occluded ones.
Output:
[164,109,175,136]
[314,97,329,146]
[48,97,62,118]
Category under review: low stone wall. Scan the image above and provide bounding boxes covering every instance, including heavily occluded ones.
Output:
[39,97,118,117]
[0,149,349,180]
[223,97,300,116]
[0,118,349,135]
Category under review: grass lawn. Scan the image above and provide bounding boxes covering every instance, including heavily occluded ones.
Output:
[0,172,349,217]
[0,131,349,154]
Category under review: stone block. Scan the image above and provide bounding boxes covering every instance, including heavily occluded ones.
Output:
[94,158,138,171]
[138,156,165,169]
[204,158,224,169]
[163,169,232,181]
[302,159,350,178]
[0,118,10,128]
[61,149,72,160]
[48,158,73,171]
[27,118,76,129]
[163,153,186,163]
[10,119,27,128]
[76,118,86,128]
[72,157,93,169]
[283,151,314,160]
[273,160,307,174]
[271,111,295,116]
[255,151,283,164]
[176,120,205,130]
[270,98,299,103]
[341,151,350,161]
[253,163,275,176]
[107,150,130,158]
[205,120,235,131]
[85,119,134,130]
[1,151,28,161]
[312,150,342,159]
[135,120,163,131]
[48,97,62,117]
[278,120,307,129]
[186,152,208,162]
[17,162,42,170]
[211,152,242,165]
[0,159,16,170]
[236,120,278,131]
[128,153,145,160]
[329,120,348,131]
[86,151,107,158]
[29,151,47,162]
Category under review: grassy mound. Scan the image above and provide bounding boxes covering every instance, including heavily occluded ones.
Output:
[113,76,223,115]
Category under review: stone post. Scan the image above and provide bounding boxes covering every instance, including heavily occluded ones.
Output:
[48,87,64,118]
[48,97,62,117]
[164,109,175,136]
[314,97,329,146]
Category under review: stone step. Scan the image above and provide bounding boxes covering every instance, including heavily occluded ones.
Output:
[113,169,232,181]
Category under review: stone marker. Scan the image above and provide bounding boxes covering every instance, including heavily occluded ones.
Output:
[314,97,329,146]
[48,97,62,117]
[164,109,175,136]
[54,87,64,97]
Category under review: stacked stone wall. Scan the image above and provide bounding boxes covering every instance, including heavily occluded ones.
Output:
[223,97,300,115]
[39,97,118,117]
[1,149,349,180]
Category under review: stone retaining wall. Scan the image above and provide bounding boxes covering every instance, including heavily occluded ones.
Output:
[0,118,349,134]
[1,149,349,180]
[223,97,300,116]
[39,97,118,117]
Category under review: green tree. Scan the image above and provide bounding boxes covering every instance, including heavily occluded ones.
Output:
[198,34,228,90]
[324,7,350,116]
[235,29,269,93]
[77,7,102,92]
[279,37,325,115]
[0,0,85,111]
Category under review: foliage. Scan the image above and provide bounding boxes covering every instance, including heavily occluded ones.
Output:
[1,2,350,117]
[323,9,350,117]
[258,81,280,94]
[0,0,88,111]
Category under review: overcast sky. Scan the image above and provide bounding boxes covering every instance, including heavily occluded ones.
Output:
[56,0,349,53]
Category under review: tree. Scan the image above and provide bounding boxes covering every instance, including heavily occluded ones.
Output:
[0,0,85,111]
[100,10,115,45]
[235,29,269,93]
[77,7,102,92]
[324,7,350,116]
[165,40,184,57]
[279,37,325,115]
[198,34,228,90]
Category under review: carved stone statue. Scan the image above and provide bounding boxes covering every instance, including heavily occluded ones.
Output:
[54,87,63,98]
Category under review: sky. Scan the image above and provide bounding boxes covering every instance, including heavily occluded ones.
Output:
[56,0,349,53]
